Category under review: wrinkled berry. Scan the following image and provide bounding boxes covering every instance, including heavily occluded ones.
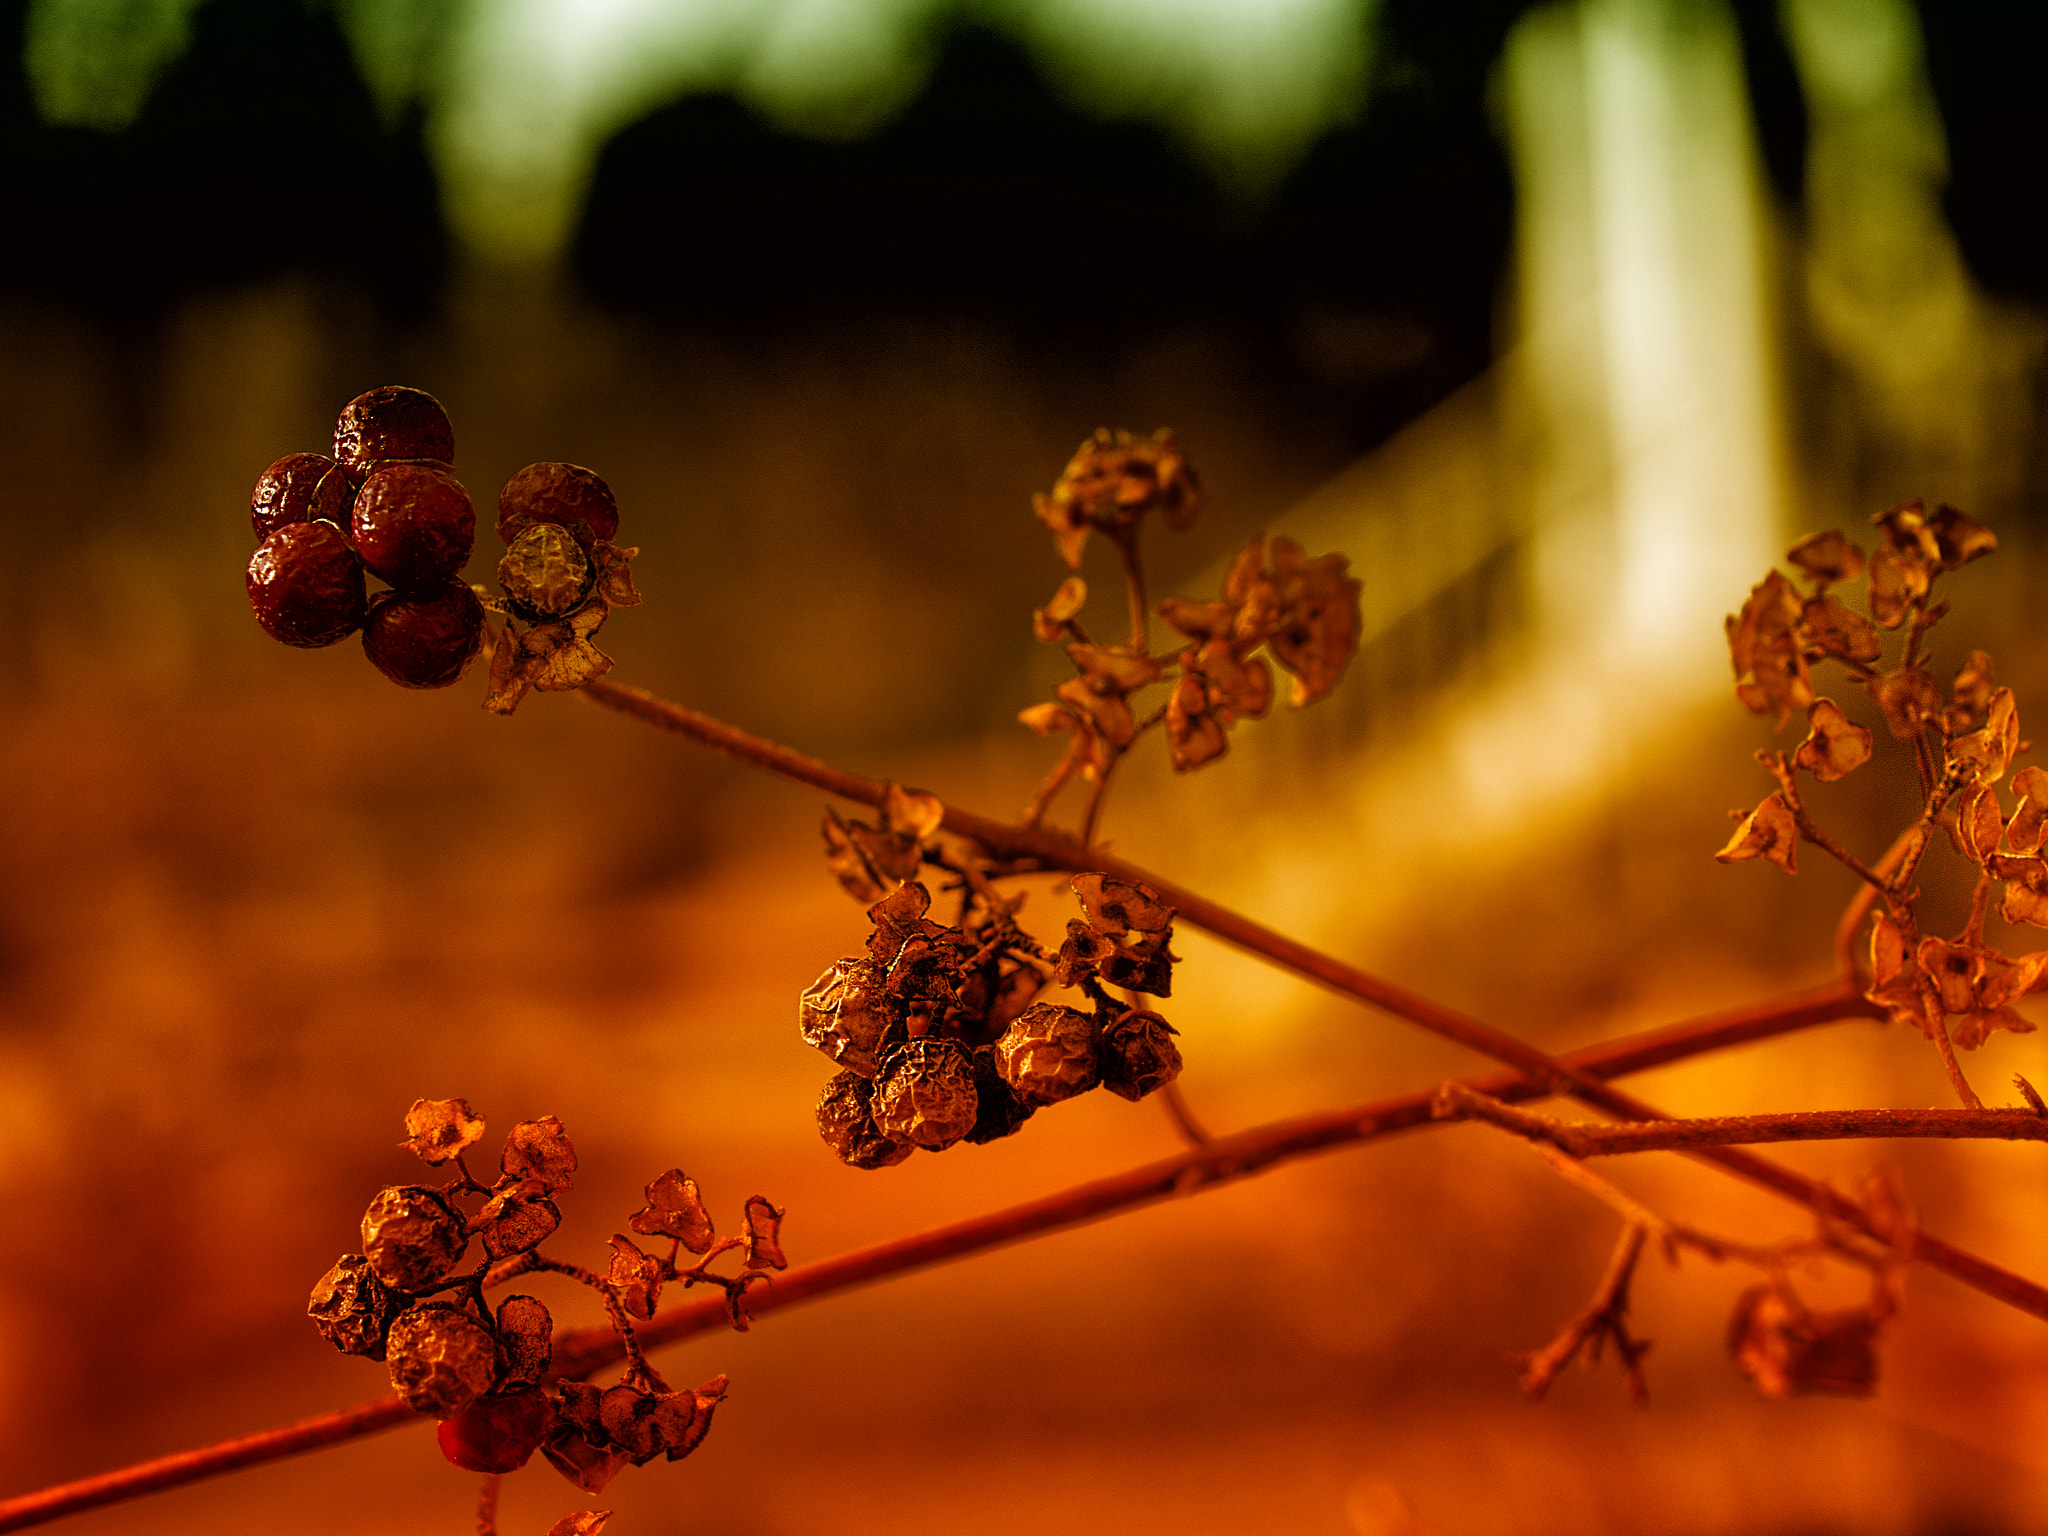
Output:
[497,523,591,620]
[307,1253,398,1360]
[387,1304,497,1416]
[247,522,367,648]
[498,461,619,549]
[963,1047,1034,1143]
[437,1386,553,1473]
[495,1294,553,1388]
[1100,1009,1183,1101]
[361,580,485,689]
[872,1037,979,1151]
[352,463,475,591]
[816,1070,913,1169]
[361,1183,466,1290]
[995,1003,1101,1107]
[334,386,455,476]
[251,452,351,539]
[799,956,896,1079]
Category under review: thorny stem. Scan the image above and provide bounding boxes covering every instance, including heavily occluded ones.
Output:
[1517,1222,1652,1406]
[1432,1083,2040,1155]
[476,1474,500,1536]
[10,989,2045,1534]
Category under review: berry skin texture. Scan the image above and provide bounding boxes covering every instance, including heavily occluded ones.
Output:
[362,581,486,689]
[307,1253,399,1360]
[872,1038,980,1151]
[498,523,592,620]
[247,522,368,648]
[352,463,476,591]
[995,1003,1102,1107]
[334,386,455,476]
[437,1388,553,1473]
[816,1070,913,1169]
[498,461,619,549]
[799,956,895,1079]
[360,1184,467,1290]
[251,452,350,538]
[386,1305,497,1417]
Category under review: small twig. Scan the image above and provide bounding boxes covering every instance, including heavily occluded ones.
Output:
[476,1474,500,1536]
[1517,1223,1652,1405]
[1113,529,1149,652]
[1763,752,1895,894]
[1079,746,1124,849]
[1157,1081,1211,1147]
[1832,824,1921,980]
[2017,1075,2047,1116]
[1432,1082,2040,1154]
[1928,1010,1985,1110]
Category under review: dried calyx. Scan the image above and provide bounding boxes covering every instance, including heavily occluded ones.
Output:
[801,872,1183,1167]
[308,1098,785,1521]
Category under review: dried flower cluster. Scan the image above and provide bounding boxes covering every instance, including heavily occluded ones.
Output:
[1020,430,1362,833]
[803,873,1182,1167]
[309,1099,783,1532]
[240,386,641,711]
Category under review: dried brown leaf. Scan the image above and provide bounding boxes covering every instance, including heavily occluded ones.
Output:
[1786,530,1866,585]
[2008,765,2048,855]
[399,1097,485,1166]
[1714,793,1798,874]
[1792,698,1873,783]
[1928,503,1996,569]
[1799,594,1882,665]
[500,1117,577,1195]
[1726,571,1813,724]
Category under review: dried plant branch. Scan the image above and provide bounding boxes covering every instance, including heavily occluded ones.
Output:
[1433,1082,2046,1156]
[1157,1080,1211,1146]
[476,1473,501,1536]
[1516,1223,1652,1405]
[9,990,2041,1535]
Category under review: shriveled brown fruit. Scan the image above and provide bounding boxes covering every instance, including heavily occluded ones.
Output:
[498,461,620,549]
[816,1071,913,1169]
[361,581,486,690]
[963,1047,1035,1144]
[1100,1010,1183,1101]
[360,1184,467,1290]
[473,1190,561,1259]
[385,1305,497,1416]
[996,1003,1102,1107]
[436,1387,552,1473]
[495,1294,553,1387]
[499,523,593,620]
[333,385,455,476]
[307,1254,398,1360]
[872,1038,980,1150]
[352,463,475,591]
[799,956,896,1078]
[251,452,351,538]
[247,522,368,648]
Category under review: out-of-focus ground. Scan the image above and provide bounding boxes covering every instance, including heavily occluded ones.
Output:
[4,270,2048,1536]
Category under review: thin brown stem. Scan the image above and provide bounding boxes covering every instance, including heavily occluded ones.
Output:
[1021,734,1085,827]
[8,991,2039,1534]
[476,1474,500,1536]
[1763,753,1894,894]
[1113,530,1149,651]
[1928,1011,1985,1109]
[1157,1080,1211,1146]
[1832,824,1921,979]
[1517,1223,1651,1406]
[1433,1083,2035,1154]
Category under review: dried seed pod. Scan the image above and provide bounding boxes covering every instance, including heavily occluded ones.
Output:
[872,1037,979,1151]
[600,1385,666,1463]
[799,956,896,1078]
[498,461,620,549]
[386,1304,497,1416]
[399,1096,486,1165]
[963,1047,1034,1144]
[552,1381,606,1444]
[307,1253,399,1360]
[436,1386,553,1473]
[816,1069,913,1169]
[995,1002,1102,1107]
[500,1116,577,1194]
[1100,1009,1183,1101]
[495,1294,553,1388]
[542,1422,631,1495]
[499,523,593,620]
[360,1184,467,1290]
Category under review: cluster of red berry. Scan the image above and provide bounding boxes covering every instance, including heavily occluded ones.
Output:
[309,1099,776,1503]
[244,387,637,702]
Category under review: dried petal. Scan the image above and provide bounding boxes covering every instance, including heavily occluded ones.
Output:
[1928,503,1996,569]
[1792,699,1873,783]
[665,1375,727,1462]
[1916,938,1982,1016]
[2008,766,2048,855]
[1873,666,1942,741]
[1266,538,1362,707]
[1949,687,2020,783]
[1998,855,2048,929]
[1067,644,1166,693]
[1786,530,1866,585]
[1158,595,1236,641]
[1072,873,1175,935]
[1873,499,1941,562]
[1033,576,1088,642]
[1726,571,1813,724]
[1034,429,1203,568]
[1953,649,1997,729]
[630,1169,716,1254]
[1055,677,1138,749]
[500,1116,577,1195]
[399,1098,486,1166]
[1018,701,1080,737]
[1728,1287,1880,1398]
[308,1254,398,1360]
[872,1038,979,1151]
[541,1423,630,1495]
[1714,793,1798,875]
[473,1192,561,1260]
[495,1294,553,1388]
[1865,911,1925,1026]
[742,1196,787,1271]
[821,806,919,905]
[1954,782,2005,864]
[591,540,641,607]
[1799,595,1882,665]
[879,782,944,842]
[484,606,613,715]
[1099,1009,1183,1101]
[607,1234,664,1320]
[601,1384,665,1463]
[1867,544,1929,629]
[995,1002,1101,1107]
[546,1513,614,1536]
[1165,674,1229,771]
[386,1305,498,1416]
[815,1070,913,1169]
[1952,1005,2035,1051]
[361,1185,467,1291]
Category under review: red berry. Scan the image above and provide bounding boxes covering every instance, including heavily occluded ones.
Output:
[497,462,618,549]
[361,580,485,689]
[247,522,367,647]
[334,386,455,476]
[352,463,475,590]
[250,452,351,539]
[436,1388,552,1474]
